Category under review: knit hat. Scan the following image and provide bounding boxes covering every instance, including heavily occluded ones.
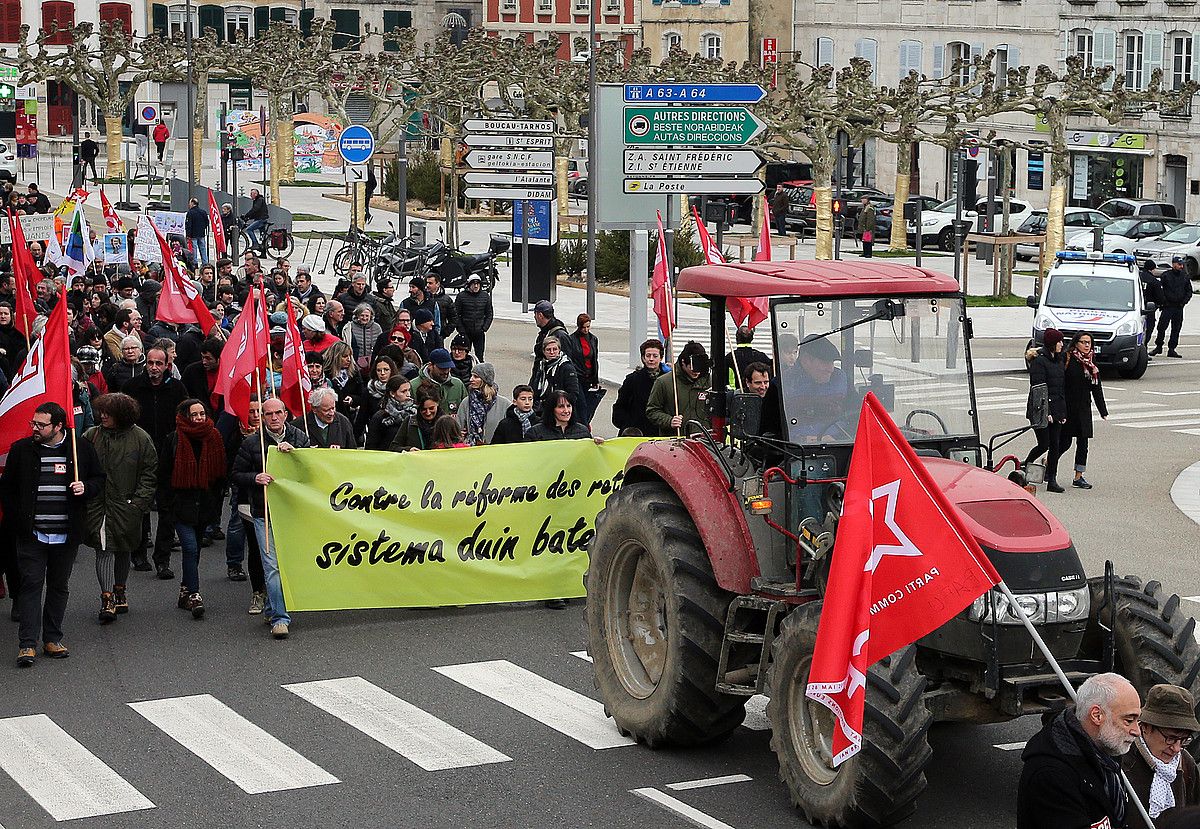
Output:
[409,276,426,290]
[76,345,101,366]
[1042,328,1064,351]
[1140,685,1200,733]
[413,309,434,326]
[139,279,161,296]
[301,314,324,333]
[269,311,288,328]
[471,361,496,387]
[451,334,470,350]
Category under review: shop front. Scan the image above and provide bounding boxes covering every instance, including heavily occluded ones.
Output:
[1065,130,1151,208]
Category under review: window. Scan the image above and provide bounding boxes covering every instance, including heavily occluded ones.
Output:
[167,3,197,36]
[1124,31,1144,89]
[1172,33,1193,89]
[224,4,250,40]
[662,31,680,54]
[1074,29,1094,67]
[572,0,588,13]
[269,6,297,25]
[1094,29,1117,69]
[701,32,721,60]
[499,0,515,11]
[898,40,922,79]
[0,0,18,41]
[198,4,224,38]
[382,9,410,46]
[815,36,833,68]
[947,42,972,85]
[330,8,360,49]
[41,1,74,44]
[98,1,131,33]
[536,0,552,11]
[854,37,877,83]
[604,0,620,13]
[995,44,1009,87]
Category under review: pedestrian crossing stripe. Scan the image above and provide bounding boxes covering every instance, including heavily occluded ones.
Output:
[1124,417,1200,429]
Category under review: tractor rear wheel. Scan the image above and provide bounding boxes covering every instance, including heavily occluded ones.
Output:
[767,602,933,828]
[1086,575,1200,699]
[585,481,746,747]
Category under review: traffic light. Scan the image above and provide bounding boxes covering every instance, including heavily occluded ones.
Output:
[831,198,843,215]
[845,147,858,189]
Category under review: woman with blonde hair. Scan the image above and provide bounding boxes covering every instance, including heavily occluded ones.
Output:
[322,340,357,421]
[457,362,509,446]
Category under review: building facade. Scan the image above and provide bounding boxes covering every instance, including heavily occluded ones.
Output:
[482,0,639,62]
[640,0,747,65]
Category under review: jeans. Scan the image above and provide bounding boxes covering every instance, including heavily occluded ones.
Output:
[175,523,205,594]
[188,236,209,266]
[225,490,244,568]
[1156,307,1184,351]
[252,516,289,626]
[1059,434,1090,473]
[241,517,265,593]
[16,537,78,649]
[244,219,267,248]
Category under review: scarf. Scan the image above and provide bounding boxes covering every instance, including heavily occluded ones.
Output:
[171,414,225,489]
[381,396,415,427]
[515,407,534,436]
[1053,710,1127,826]
[466,390,493,446]
[416,415,437,449]
[1138,737,1179,817]
[1073,348,1100,383]
[366,378,387,400]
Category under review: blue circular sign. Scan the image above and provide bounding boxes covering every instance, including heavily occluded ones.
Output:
[338,125,375,165]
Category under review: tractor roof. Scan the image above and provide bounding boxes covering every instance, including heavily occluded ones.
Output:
[677,260,960,299]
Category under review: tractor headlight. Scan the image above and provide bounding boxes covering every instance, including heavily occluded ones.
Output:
[967,586,1089,625]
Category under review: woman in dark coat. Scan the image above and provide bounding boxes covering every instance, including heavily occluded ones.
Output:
[1024,327,1068,493]
[389,390,440,451]
[527,389,601,442]
[569,313,603,425]
[158,399,227,619]
[1060,332,1108,490]
[529,336,583,417]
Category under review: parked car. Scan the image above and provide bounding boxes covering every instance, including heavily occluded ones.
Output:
[1133,223,1200,277]
[569,175,588,197]
[1097,197,1180,220]
[908,197,1035,251]
[1064,216,1183,255]
[1015,208,1110,260]
[783,185,885,236]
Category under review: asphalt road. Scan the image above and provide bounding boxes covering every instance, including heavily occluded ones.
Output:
[1,321,1198,829]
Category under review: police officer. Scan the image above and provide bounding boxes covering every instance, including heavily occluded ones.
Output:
[1140,259,1161,350]
[1152,255,1192,358]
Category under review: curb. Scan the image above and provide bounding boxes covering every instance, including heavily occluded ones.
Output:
[1171,459,1200,528]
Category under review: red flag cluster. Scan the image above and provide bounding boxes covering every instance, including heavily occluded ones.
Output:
[150,222,217,335]
[651,210,675,340]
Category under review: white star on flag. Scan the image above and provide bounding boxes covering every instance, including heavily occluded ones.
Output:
[863,479,924,574]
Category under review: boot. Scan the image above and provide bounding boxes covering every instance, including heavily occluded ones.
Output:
[1150,344,1163,356]
[186,593,205,620]
[177,584,190,609]
[113,584,128,614]
[98,593,117,624]
[1046,479,1065,493]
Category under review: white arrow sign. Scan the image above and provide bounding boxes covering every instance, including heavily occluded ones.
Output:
[623,148,764,176]
[464,171,555,187]
[345,164,368,183]
[464,186,556,201]
[623,178,766,195]
[464,134,555,149]
[463,118,556,135]
[465,149,554,171]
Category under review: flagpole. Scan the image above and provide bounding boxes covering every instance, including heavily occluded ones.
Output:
[995,579,1157,829]
[251,352,276,607]
[726,329,744,391]
[289,301,311,440]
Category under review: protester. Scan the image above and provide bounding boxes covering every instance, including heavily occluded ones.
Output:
[726,325,773,389]
[104,308,141,361]
[365,376,414,450]
[1024,328,1068,493]
[342,303,382,374]
[351,355,399,440]
[1017,672,1143,829]
[448,335,475,383]
[647,340,712,436]
[401,277,436,326]
[453,273,492,359]
[742,361,771,397]
[184,197,210,267]
[613,339,666,436]
[1123,684,1200,828]
[323,341,358,421]
[232,397,309,639]
[426,274,457,338]
[158,399,226,619]
[0,302,27,378]
[83,393,157,622]
[2,403,104,667]
[1153,255,1191,358]
[527,389,600,443]
[530,337,583,416]
[301,314,339,355]
[224,396,262,604]
[491,384,536,445]
[337,268,373,318]
[570,313,603,425]
[372,278,399,332]
[304,387,358,449]
[292,266,325,313]
[152,118,169,161]
[457,362,508,446]
[408,308,443,364]
[418,348,466,415]
[532,300,576,363]
[1060,332,1108,490]
[103,335,144,392]
[181,338,223,415]
[430,414,468,449]
[389,390,441,451]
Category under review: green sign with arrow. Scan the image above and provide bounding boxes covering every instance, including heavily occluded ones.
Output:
[623,106,766,146]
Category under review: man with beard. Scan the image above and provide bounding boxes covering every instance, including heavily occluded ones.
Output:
[1018,672,1143,829]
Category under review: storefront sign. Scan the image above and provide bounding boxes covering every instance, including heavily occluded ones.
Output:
[1072,155,1089,201]
[1027,150,1044,191]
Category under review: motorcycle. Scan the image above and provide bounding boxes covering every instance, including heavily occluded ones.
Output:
[422,234,508,293]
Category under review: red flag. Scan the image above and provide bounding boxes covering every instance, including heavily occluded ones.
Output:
[805,393,1000,766]
[278,299,311,419]
[207,190,227,257]
[693,206,726,266]
[214,289,266,426]
[99,189,125,234]
[651,211,675,338]
[8,210,42,338]
[0,288,75,468]
[151,222,217,334]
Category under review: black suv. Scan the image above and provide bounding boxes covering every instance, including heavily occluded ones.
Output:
[783,186,885,236]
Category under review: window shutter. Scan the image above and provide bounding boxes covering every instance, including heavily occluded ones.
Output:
[817,36,833,67]
[1009,45,1019,71]
[269,6,286,21]
[1095,29,1116,68]
[299,7,313,34]
[0,0,18,41]
[198,4,222,37]
[254,6,269,33]
[152,2,167,33]
[1143,30,1164,87]
[933,43,945,78]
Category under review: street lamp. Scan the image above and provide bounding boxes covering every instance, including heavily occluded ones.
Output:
[185,0,195,197]
[585,0,598,318]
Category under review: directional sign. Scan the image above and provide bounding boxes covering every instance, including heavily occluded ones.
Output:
[623,148,764,176]
[464,186,556,201]
[338,125,375,165]
[463,133,555,149]
[464,171,555,187]
[345,164,368,183]
[623,106,766,146]
[623,178,766,195]
[623,84,766,104]
[463,118,555,135]
[464,149,554,171]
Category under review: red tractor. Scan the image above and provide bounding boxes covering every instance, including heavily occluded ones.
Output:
[586,260,1199,827]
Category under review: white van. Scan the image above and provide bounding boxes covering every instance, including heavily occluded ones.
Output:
[1026,251,1152,379]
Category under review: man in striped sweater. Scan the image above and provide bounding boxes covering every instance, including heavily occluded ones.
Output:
[0,402,104,668]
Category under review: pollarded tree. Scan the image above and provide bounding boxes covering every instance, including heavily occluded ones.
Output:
[321,27,425,149]
[144,29,226,181]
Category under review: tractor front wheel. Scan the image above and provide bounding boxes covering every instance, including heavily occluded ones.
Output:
[767,602,933,828]
[585,481,746,747]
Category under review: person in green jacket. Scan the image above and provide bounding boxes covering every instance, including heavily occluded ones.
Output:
[857,195,877,258]
[83,393,158,622]
[417,348,467,416]
[646,341,713,436]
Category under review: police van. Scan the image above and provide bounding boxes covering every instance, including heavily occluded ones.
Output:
[1025,251,1151,379]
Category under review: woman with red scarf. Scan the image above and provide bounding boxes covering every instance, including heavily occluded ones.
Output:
[158,399,227,618]
[1061,332,1108,490]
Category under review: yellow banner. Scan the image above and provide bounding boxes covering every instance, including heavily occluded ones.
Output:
[265,439,642,610]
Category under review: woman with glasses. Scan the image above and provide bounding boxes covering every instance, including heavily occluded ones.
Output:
[1123,684,1200,828]
[1060,332,1108,490]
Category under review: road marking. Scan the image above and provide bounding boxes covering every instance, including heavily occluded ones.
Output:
[897,386,1012,400]
[632,787,739,829]
[1122,418,1200,429]
[0,714,155,821]
[1001,402,1166,417]
[1107,408,1200,421]
[283,676,511,771]
[743,695,770,731]
[972,395,1041,411]
[1147,390,1200,396]
[995,741,1028,751]
[570,651,593,663]
[128,694,340,794]
[666,774,753,791]
[434,660,636,749]
[1171,460,1200,530]
[1175,429,1200,437]
[1182,596,1200,604]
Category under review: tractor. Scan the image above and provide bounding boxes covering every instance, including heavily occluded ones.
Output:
[585,260,1200,827]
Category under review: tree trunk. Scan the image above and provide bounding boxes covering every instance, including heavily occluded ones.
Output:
[192,70,208,182]
[999,144,1013,297]
[555,151,568,218]
[277,106,295,183]
[811,148,835,260]
[889,141,913,251]
[1040,110,1069,275]
[267,93,282,205]
[105,114,125,179]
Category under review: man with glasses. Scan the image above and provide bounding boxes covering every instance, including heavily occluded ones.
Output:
[1,403,104,667]
[1123,684,1200,826]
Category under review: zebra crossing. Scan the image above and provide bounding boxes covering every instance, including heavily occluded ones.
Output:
[974,383,1200,437]
[0,655,768,824]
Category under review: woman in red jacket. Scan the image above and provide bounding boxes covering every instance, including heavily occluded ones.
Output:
[152,119,169,161]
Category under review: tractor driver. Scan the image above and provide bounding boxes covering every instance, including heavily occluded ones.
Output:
[782,335,852,443]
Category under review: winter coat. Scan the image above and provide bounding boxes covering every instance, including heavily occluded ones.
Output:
[454,289,493,336]
[527,421,593,441]
[530,355,583,415]
[157,431,226,527]
[1160,268,1193,308]
[428,289,457,337]
[490,404,535,445]
[1063,357,1108,440]
[365,408,408,450]
[0,433,105,546]
[371,295,399,333]
[456,391,511,445]
[1026,348,1068,423]
[613,366,666,434]
[328,369,357,421]
[123,373,190,450]
[1122,739,1200,829]
[535,318,578,365]
[338,287,375,319]
[184,206,209,238]
[302,411,358,449]
[388,416,435,451]
[570,330,600,389]
[400,295,438,326]
[152,122,169,144]
[0,323,26,378]
[407,327,443,365]
[232,424,310,518]
[82,424,157,553]
[646,363,712,435]
[341,319,382,367]
[857,203,877,236]
[417,364,467,415]
[726,346,773,389]
[103,358,143,393]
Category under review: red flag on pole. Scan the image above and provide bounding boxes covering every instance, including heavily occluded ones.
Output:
[693,206,726,266]
[150,222,217,334]
[651,210,675,339]
[99,189,125,234]
[0,288,75,468]
[207,190,227,257]
[214,289,266,426]
[278,299,311,419]
[805,393,1000,766]
[7,210,43,338]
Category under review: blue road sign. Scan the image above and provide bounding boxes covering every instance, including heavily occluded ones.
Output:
[338,125,375,165]
[623,84,767,104]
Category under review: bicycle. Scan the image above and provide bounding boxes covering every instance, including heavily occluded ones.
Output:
[332,224,379,277]
[238,218,294,260]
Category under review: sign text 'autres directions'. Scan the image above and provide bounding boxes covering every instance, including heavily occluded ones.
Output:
[623,106,766,147]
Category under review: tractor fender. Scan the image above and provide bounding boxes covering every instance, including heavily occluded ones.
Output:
[622,439,759,594]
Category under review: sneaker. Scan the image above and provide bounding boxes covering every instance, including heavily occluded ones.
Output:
[210,528,226,541]
[271,622,289,639]
[16,647,34,667]
[186,593,205,620]
[1151,345,1163,356]
[1046,481,1066,493]
[42,641,69,659]
[200,535,213,548]
[177,585,190,610]
[157,566,176,581]
[227,566,248,582]
[98,593,116,624]
[1169,350,1184,358]
[248,592,266,615]
[113,585,128,614]
[132,558,153,572]
[1072,477,1094,489]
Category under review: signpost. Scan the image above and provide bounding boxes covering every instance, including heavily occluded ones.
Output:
[463,149,554,171]
[338,126,375,229]
[624,178,765,195]
[623,106,766,146]
[464,134,555,149]
[464,171,554,187]
[463,118,555,134]
[463,186,555,201]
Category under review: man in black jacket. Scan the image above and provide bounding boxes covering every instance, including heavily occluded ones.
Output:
[1017,672,1143,829]
[425,274,457,339]
[184,197,210,267]
[532,300,577,364]
[1,403,104,666]
[613,339,666,435]
[241,188,269,247]
[79,131,100,180]
[725,326,773,390]
[1140,260,1161,344]
[1152,255,1192,358]
[454,274,493,359]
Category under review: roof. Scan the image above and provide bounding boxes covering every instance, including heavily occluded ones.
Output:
[676,260,961,299]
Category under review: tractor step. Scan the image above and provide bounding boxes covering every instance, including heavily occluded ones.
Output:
[716,596,788,696]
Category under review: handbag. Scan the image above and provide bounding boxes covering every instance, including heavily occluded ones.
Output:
[1026,383,1049,427]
